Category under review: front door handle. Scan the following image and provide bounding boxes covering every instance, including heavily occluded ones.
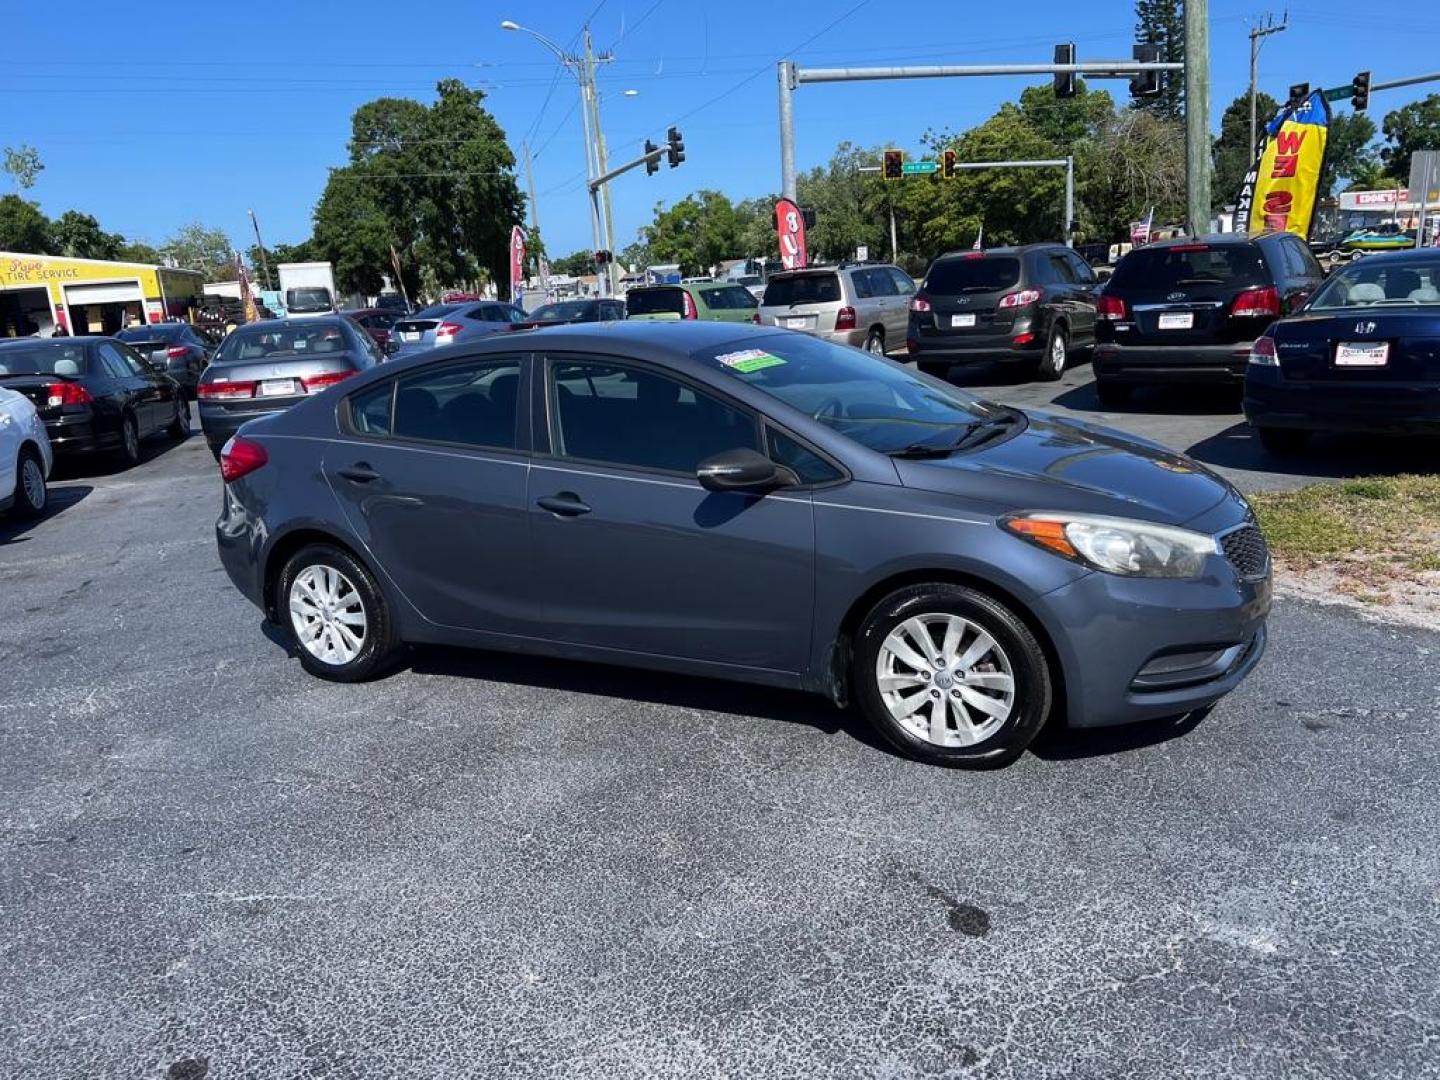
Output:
[338,464,382,483]
[537,492,591,517]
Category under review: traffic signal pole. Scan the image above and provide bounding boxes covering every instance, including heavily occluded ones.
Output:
[870,156,1076,246]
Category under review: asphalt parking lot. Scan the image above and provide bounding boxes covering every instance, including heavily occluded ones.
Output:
[4,389,1439,1079]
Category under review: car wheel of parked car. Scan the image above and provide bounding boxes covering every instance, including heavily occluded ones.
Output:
[278,543,400,682]
[1095,380,1131,408]
[1037,326,1068,381]
[1257,427,1311,455]
[117,413,141,467]
[168,399,190,440]
[11,447,47,519]
[864,328,885,355]
[853,584,1052,768]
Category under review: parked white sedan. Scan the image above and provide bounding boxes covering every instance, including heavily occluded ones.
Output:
[0,385,51,519]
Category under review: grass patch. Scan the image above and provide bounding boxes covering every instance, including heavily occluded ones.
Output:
[1251,474,1440,569]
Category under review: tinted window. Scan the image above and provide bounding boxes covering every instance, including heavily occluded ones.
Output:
[1064,252,1096,283]
[924,256,1021,295]
[1107,244,1269,293]
[768,427,842,485]
[697,288,723,309]
[887,267,916,295]
[1307,259,1440,309]
[349,382,392,435]
[762,273,841,306]
[722,286,757,309]
[626,288,686,317]
[1046,255,1078,284]
[393,359,521,449]
[866,269,899,297]
[530,300,598,322]
[215,323,351,363]
[0,342,91,377]
[550,360,758,474]
[97,342,139,377]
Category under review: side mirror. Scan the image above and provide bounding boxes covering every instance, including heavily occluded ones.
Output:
[696,447,792,493]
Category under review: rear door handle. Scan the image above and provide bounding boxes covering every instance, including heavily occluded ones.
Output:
[338,464,382,483]
[537,492,591,517]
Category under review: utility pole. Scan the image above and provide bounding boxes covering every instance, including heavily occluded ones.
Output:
[583,28,620,295]
[246,208,271,291]
[1185,0,1212,236]
[1247,13,1287,153]
[521,141,545,294]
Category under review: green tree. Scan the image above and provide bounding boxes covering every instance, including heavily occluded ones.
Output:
[551,250,596,276]
[795,143,888,263]
[1323,111,1379,196]
[115,239,162,264]
[1134,0,1184,121]
[51,210,124,260]
[1017,80,1115,149]
[1213,91,1279,209]
[164,222,235,279]
[1380,93,1440,180]
[312,171,392,296]
[2,145,43,191]
[640,190,743,276]
[0,194,53,253]
[1077,109,1186,241]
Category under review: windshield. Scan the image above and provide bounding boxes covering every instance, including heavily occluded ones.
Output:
[627,288,686,316]
[1107,245,1267,292]
[215,324,348,363]
[285,287,333,313]
[410,304,461,320]
[531,300,597,322]
[762,273,840,306]
[117,324,184,342]
[924,256,1020,295]
[698,333,1007,455]
[1307,260,1440,309]
[0,343,91,377]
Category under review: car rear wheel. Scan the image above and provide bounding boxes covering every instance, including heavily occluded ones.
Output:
[1036,326,1068,381]
[853,584,1052,768]
[167,399,190,440]
[117,413,141,467]
[278,543,400,682]
[11,447,46,519]
[1095,380,1131,408]
[864,328,885,355]
[1257,427,1310,455]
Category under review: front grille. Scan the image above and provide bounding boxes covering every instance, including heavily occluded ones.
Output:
[1220,524,1270,580]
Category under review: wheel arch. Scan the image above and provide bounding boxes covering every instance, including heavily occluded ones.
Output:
[261,526,378,624]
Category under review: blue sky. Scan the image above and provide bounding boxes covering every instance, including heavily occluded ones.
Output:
[4,0,1436,260]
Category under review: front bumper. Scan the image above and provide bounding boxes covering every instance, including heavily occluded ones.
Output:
[1094,342,1252,384]
[1245,368,1440,435]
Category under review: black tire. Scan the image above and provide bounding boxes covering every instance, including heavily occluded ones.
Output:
[167,398,190,440]
[852,584,1052,768]
[276,543,401,682]
[1257,426,1310,455]
[863,328,886,356]
[116,412,141,467]
[1095,380,1131,408]
[11,446,47,519]
[1036,325,1068,381]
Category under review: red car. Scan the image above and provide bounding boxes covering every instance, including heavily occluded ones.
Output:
[344,309,400,353]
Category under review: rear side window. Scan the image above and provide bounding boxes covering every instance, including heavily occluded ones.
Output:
[762,273,841,306]
[349,382,392,435]
[924,257,1021,295]
[626,288,686,317]
[1107,245,1269,293]
[391,359,522,449]
[722,286,757,309]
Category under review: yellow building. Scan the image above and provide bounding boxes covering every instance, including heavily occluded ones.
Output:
[0,251,204,338]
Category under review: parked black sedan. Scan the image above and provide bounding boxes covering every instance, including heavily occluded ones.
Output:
[116,322,216,399]
[0,337,188,466]
[1244,249,1440,453]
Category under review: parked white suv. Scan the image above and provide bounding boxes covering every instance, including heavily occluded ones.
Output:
[758,263,916,355]
[0,385,51,519]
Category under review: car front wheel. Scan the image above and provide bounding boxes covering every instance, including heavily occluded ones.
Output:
[852,584,1052,768]
[278,543,400,682]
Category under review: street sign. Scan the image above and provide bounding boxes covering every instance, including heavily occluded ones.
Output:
[902,161,938,175]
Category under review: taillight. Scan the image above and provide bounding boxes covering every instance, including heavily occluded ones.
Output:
[45,382,94,408]
[301,370,356,392]
[834,306,857,331]
[1247,335,1279,367]
[1012,332,1036,345]
[682,292,698,320]
[435,320,463,341]
[197,380,257,400]
[1231,286,1280,319]
[751,312,761,324]
[909,296,932,312]
[219,435,268,483]
[166,345,189,359]
[998,289,1042,309]
[1096,294,1127,320]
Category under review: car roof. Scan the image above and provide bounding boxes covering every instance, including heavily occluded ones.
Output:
[235,316,351,330]
[1332,248,1440,267]
[0,335,93,349]
[1142,233,1261,249]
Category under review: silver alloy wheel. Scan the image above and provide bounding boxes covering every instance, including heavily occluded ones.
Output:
[875,613,1016,747]
[1048,331,1066,374]
[866,332,885,354]
[20,457,45,510]
[289,564,368,666]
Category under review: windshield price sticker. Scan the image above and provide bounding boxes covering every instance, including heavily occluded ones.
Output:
[716,349,786,373]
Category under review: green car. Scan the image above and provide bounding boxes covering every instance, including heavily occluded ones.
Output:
[624,282,759,324]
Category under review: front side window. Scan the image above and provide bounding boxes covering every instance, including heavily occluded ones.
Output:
[391,359,522,449]
[549,359,758,474]
[768,427,842,485]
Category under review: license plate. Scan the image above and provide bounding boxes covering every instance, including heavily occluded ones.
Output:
[259,379,297,397]
[951,313,976,328]
[1335,341,1389,367]
[1157,312,1194,330]
[785,317,807,329]
[402,331,420,341]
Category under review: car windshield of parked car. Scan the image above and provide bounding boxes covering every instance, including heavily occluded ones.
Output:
[117,324,185,343]
[215,324,348,363]
[1107,245,1268,292]
[762,273,840,306]
[1306,260,1440,309]
[698,333,1007,455]
[626,288,686,316]
[0,342,91,377]
[531,301,597,322]
[924,256,1021,295]
[411,303,462,320]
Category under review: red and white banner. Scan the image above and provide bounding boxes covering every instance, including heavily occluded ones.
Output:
[509,225,527,303]
[775,198,809,270]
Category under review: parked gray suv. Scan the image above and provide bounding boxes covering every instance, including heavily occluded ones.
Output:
[759,263,916,355]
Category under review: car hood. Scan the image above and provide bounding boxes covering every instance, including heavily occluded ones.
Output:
[892,409,1235,526]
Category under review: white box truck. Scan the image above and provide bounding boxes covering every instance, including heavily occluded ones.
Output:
[276,262,337,318]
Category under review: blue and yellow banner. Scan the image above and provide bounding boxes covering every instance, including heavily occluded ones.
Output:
[1236,90,1331,239]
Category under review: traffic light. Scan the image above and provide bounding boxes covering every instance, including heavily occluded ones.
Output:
[666,126,685,168]
[1130,43,1161,97]
[883,149,903,181]
[1288,82,1310,111]
[1053,42,1076,99]
[1351,71,1371,111]
[645,139,660,176]
[941,149,958,180]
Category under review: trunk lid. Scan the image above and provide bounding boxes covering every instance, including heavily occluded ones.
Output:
[1273,309,1440,383]
[916,255,1024,336]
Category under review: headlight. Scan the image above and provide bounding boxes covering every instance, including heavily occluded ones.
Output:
[1002,512,1219,578]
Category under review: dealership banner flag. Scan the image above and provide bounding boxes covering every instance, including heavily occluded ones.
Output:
[775,198,809,270]
[235,253,259,323]
[1236,89,1331,239]
[509,226,527,304]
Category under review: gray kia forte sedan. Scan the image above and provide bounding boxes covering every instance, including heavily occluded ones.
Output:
[214,322,1270,767]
